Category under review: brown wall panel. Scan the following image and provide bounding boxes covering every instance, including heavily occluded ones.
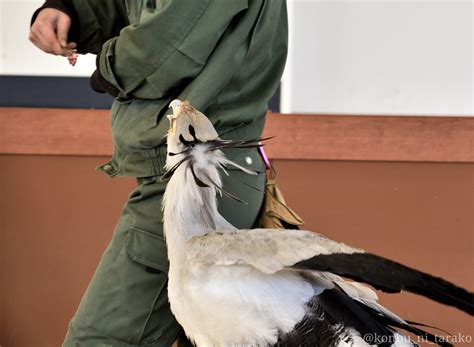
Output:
[0,155,135,347]
[0,155,473,346]
[1,108,473,162]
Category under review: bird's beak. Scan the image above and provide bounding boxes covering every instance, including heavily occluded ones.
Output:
[170,99,182,114]
[167,99,182,134]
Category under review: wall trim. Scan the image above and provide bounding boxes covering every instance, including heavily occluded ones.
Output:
[1,107,473,162]
[0,76,280,112]
[263,113,474,163]
[0,76,114,109]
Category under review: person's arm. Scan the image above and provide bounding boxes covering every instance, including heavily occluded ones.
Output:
[30,0,128,55]
[96,0,249,99]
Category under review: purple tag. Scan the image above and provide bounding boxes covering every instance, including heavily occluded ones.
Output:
[258,143,271,170]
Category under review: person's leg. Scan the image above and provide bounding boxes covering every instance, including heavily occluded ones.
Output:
[63,177,181,346]
[63,164,265,346]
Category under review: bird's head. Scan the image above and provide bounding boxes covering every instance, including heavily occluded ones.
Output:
[163,100,258,194]
[166,100,219,155]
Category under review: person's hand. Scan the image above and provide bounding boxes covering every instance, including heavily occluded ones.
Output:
[29,8,77,56]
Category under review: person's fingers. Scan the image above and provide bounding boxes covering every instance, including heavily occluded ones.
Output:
[37,24,64,55]
[30,10,53,52]
[65,42,77,49]
[56,14,71,48]
[28,30,41,49]
[29,29,53,54]
[29,9,72,56]
[29,23,49,52]
[30,17,58,53]
[38,25,74,56]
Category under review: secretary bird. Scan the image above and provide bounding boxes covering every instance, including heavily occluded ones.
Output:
[162,100,473,347]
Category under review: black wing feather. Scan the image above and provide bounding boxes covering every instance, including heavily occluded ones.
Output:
[277,284,453,347]
[293,253,474,316]
[354,301,452,346]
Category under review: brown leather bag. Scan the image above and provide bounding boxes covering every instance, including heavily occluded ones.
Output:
[257,178,304,229]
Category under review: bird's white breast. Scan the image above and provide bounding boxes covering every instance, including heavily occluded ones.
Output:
[168,261,316,347]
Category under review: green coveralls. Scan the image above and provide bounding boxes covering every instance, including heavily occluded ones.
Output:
[62,0,288,345]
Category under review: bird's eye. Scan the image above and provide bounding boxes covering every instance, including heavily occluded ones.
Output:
[179,134,192,146]
[179,126,202,147]
[189,125,198,141]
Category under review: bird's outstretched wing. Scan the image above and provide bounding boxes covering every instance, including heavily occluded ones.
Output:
[187,228,474,316]
[187,228,362,274]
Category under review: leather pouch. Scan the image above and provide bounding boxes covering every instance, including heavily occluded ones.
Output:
[257,178,304,229]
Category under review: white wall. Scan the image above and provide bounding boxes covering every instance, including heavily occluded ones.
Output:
[1,0,472,115]
[282,0,473,115]
[0,0,95,76]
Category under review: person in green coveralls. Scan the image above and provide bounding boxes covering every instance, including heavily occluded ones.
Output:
[30,1,288,345]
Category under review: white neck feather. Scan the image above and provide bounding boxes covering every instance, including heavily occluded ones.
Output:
[162,148,235,267]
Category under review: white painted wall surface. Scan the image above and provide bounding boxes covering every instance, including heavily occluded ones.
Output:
[282,0,473,115]
[0,0,95,76]
[1,0,473,115]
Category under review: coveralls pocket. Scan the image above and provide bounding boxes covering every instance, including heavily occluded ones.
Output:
[65,226,180,346]
[123,227,182,345]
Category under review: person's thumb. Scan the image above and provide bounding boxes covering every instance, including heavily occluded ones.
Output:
[56,13,71,48]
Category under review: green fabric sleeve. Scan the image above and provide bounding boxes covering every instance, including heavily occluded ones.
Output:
[71,0,129,54]
[98,0,249,99]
